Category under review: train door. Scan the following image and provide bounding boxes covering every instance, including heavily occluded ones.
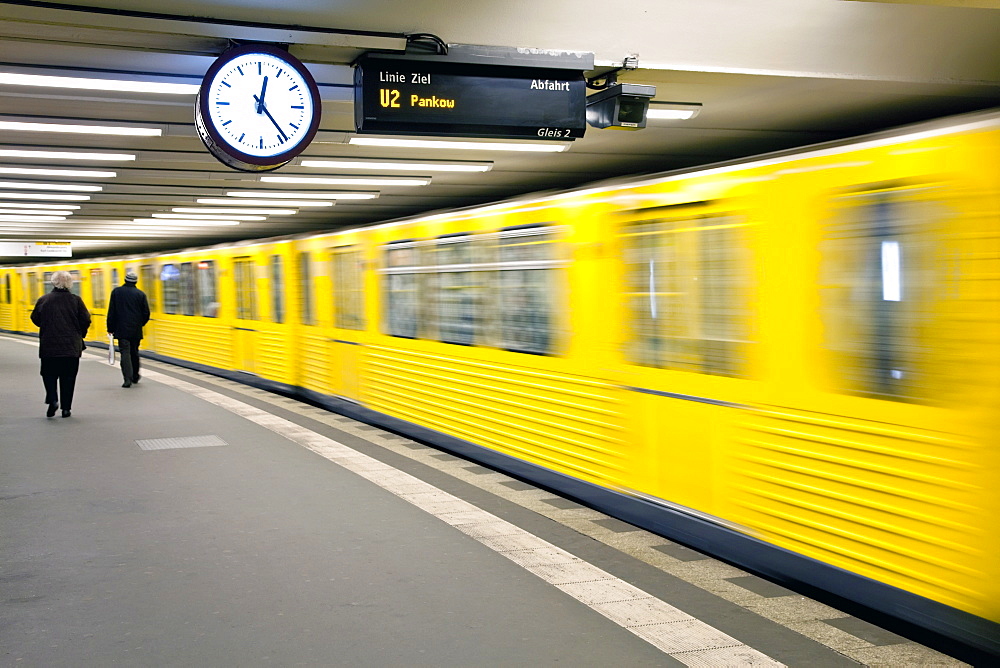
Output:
[616,199,761,513]
[328,245,366,401]
[232,255,258,374]
[88,266,108,341]
[252,248,295,385]
[0,271,13,330]
[138,264,157,351]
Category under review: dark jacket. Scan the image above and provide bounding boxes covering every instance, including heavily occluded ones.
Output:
[107,283,150,341]
[31,288,91,358]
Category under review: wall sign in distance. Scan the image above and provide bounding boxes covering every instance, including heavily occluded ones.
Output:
[196,43,322,172]
[354,54,586,140]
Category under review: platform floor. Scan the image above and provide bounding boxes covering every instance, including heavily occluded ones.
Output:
[0,334,968,667]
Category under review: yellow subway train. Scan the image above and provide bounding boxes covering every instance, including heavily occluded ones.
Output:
[3,109,998,658]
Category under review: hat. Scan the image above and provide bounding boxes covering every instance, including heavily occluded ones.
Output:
[125,271,138,283]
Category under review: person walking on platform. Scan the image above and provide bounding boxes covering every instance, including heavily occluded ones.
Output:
[31,270,91,418]
[107,271,150,388]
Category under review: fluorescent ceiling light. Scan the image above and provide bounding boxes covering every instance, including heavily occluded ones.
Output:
[197,198,333,207]
[0,214,66,221]
[226,191,378,200]
[0,228,205,236]
[0,149,135,161]
[151,213,265,221]
[0,72,198,95]
[301,158,492,172]
[0,201,79,209]
[646,102,702,120]
[132,218,240,226]
[0,192,90,200]
[0,166,116,178]
[0,207,76,215]
[0,121,162,136]
[349,137,569,152]
[260,176,429,187]
[0,180,101,192]
[173,207,297,216]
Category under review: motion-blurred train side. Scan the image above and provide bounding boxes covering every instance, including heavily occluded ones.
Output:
[3,109,998,658]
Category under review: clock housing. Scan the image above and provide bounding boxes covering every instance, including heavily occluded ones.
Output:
[196,43,322,172]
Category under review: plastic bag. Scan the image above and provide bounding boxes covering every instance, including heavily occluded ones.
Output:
[107,334,116,366]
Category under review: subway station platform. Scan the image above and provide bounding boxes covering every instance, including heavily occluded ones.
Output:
[0,333,969,667]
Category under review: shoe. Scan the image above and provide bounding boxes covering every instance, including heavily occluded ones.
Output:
[132,374,140,384]
[46,402,58,417]
[61,410,71,418]
[122,381,131,388]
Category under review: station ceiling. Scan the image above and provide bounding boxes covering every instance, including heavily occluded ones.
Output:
[0,0,998,261]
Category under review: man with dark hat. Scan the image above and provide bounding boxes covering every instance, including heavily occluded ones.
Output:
[107,271,150,388]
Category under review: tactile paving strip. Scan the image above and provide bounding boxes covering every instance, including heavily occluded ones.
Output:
[135,435,228,451]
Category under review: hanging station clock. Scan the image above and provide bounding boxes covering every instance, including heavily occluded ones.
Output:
[195,43,322,172]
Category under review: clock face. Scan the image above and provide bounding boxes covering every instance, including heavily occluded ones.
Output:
[196,44,321,172]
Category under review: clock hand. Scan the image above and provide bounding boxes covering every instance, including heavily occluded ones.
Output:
[255,76,268,114]
[253,96,289,141]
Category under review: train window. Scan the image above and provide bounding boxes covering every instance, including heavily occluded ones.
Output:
[179,263,196,316]
[27,272,38,302]
[68,270,81,297]
[90,270,101,305]
[621,214,752,377]
[161,264,181,314]
[497,226,560,355]
[298,252,314,326]
[2,274,9,304]
[140,265,156,312]
[234,257,257,320]
[270,255,284,324]
[111,268,119,287]
[90,269,105,308]
[332,247,365,330]
[429,234,483,346]
[197,261,218,317]
[383,241,421,338]
[821,190,939,402]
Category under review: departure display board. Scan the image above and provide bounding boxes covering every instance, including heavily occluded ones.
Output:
[354,55,586,140]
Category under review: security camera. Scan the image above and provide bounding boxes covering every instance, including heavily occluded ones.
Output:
[586,83,657,130]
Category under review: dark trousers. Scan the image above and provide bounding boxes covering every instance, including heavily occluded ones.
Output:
[118,337,141,382]
[40,357,80,410]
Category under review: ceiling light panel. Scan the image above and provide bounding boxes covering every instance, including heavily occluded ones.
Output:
[0,166,117,178]
[0,149,136,161]
[132,218,241,226]
[300,158,492,172]
[260,176,429,186]
[0,181,102,192]
[226,191,378,200]
[151,213,266,221]
[0,202,79,209]
[0,192,90,200]
[0,214,67,221]
[646,102,703,120]
[0,72,199,95]
[0,121,162,136]
[172,207,297,215]
[348,137,569,152]
[197,198,333,207]
[0,207,77,215]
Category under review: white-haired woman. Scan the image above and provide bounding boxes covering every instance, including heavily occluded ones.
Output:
[30,271,91,418]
